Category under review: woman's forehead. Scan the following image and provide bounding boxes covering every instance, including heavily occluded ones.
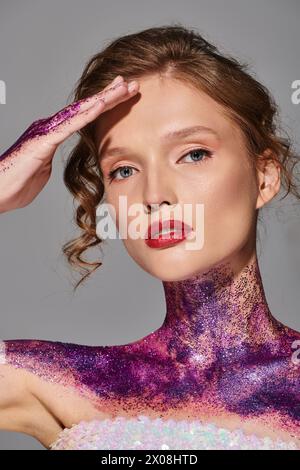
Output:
[95,76,236,151]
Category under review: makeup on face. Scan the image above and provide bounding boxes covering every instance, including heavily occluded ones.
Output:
[145,218,193,249]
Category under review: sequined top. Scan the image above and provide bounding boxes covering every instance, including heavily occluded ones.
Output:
[48,414,298,450]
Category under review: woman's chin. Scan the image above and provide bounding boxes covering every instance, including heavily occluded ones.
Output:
[141,261,208,282]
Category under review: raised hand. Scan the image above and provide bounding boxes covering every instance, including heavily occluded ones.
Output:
[0,75,138,213]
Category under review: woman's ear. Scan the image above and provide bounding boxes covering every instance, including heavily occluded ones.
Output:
[255,149,281,210]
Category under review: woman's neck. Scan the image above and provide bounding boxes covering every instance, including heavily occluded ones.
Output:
[158,252,280,365]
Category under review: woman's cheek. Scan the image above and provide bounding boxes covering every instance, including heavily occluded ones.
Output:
[200,167,255,256]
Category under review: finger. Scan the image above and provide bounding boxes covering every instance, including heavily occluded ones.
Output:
[96,80,139,112]
[64,76,126,115]
[60,77,138,123]
[46,78,128,130]
[14,81,129,154]
[0,76,129,163]
[46,81,139,146]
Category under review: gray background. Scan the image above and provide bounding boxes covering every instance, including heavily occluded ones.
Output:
[0,0,299,450]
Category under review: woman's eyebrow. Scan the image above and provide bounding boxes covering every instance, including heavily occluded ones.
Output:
[99,125,220,162]
[162,125,220,141]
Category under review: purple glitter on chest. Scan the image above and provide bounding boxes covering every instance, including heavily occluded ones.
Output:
[2,257,300,437]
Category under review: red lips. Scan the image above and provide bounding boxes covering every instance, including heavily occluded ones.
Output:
[146,219,192,239]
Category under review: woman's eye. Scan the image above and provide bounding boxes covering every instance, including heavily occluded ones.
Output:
[108,166,135,182]
[107,148,213,182]
[180,147,213,164]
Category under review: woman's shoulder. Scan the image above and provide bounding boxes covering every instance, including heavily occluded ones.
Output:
[0,338,115,446]
[0,337,115,402]
[0,338,77,384]
[0,339,51,437]
[0,337,108,371]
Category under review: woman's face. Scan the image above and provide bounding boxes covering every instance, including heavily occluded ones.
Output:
[95,75,263,281]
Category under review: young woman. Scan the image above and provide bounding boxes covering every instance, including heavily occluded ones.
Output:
[0,25,299,450]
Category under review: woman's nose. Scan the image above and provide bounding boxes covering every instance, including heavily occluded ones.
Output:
[145,201,171,214]
[142,167,176,213]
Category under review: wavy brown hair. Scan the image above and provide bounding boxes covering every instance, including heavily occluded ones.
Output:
[62,23,300,291]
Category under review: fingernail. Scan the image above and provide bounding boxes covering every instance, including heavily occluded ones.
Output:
[128,81,137,92]
[113,75,123,84]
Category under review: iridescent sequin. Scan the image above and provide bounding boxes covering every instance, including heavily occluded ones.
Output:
[49,415,298,450]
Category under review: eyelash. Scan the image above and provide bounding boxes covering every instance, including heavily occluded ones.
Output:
[107,147,213,182]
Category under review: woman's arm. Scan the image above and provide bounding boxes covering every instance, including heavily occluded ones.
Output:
[0,342,38,434]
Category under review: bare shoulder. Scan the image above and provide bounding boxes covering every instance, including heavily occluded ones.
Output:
[0,339,59,441]
[0,338,120,448]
